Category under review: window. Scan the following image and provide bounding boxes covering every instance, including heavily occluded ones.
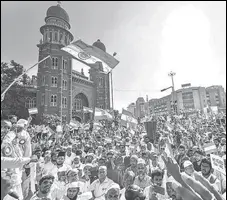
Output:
[99,77,104,87]
[52,57,58,69]
[60,32,63,43]
[62,97,67,108]
[42,75,45,86]
[75,99,82,111]
[54,31,58,42]
[100,105,104,109]
[51,77,57,87]
[63,80,67,90]
[62,59,67,73]
[25,98,36,108]
[41,94,45,106]
[62,115,67,122]
[49,30,52,42]
[50,95,57,107]
[64,34,67,45]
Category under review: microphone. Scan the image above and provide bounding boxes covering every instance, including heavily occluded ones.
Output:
[8,191,19,199]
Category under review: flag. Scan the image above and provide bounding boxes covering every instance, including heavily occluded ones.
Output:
[83,106,113,120]
[94,108,113,121]
[61,40,119,73]
[203,143,217,154]
[121,109,138,128]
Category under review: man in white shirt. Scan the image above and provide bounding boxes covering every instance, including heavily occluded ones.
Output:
[89,166,115,200]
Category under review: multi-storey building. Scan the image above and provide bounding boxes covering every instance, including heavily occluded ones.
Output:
[135,97,146,118]
[149,95,172,115]
[127,103,136,117]
[205,85,226,108]
[36,3,112,122]
[148,85,226,115]
[175,86,207,112]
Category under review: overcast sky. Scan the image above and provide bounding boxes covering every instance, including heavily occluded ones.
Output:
[1,1,226,111]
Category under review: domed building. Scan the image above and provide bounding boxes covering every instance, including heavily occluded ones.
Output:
[36,2,111,123]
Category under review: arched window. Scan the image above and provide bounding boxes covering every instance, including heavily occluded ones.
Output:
[50,95,57,107]
[62,115,67,122]
[75,99,82,111]
[59,32,63,43]
[62,59,67,73]
[49,30,52,42]
[52,57,58,69]
[99,77,104,87]
[54,31,58,42]
[42,75,45,86]
[25,98,36,108]
[41,94,45,106]
[63,80,67,90]
[62,97,67,108]
[51,77,57,87]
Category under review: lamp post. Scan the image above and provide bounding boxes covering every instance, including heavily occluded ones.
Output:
[168,71,176,114]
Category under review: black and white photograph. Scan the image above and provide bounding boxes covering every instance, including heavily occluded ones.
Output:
[1,1,226,200]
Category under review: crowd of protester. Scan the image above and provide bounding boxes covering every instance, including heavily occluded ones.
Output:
[1,110,226,200]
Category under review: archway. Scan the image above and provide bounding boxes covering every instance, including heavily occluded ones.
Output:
[72,93,90,122]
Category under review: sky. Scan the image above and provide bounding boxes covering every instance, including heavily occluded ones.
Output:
[1,1,226,111]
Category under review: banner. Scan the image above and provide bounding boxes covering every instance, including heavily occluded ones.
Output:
[61,40,119,73]
[210,154,226,175]
[203,143,217,155]
[28,108,38,115]
[83,106,113,120]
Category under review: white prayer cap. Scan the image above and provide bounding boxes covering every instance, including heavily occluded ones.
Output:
[67,182,80,189]
[183,160,193,168]
[16,119,28,128]
[107,183,120,193]
[137,158,146,165]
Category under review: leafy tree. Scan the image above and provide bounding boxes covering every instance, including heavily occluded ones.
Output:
[1,61,33,119]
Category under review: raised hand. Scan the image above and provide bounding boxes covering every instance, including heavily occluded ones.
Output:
[181,173,213,200]
[172,181,203,200]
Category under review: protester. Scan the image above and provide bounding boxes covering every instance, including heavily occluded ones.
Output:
[1,109,226,200]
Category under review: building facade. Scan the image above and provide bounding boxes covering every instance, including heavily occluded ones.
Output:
[205,85,226,108]
[127,103,136,117]
[148,85,226,115]
[149,95,172,115]
[175,86,207,112]
[36,3,111,122]
[135,97,146,118]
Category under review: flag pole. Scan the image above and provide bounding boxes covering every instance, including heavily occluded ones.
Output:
[1,55,51,98]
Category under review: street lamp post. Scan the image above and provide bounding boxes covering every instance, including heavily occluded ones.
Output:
[168,71,176,114]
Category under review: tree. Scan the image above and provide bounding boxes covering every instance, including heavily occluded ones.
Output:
[1,61,32,119]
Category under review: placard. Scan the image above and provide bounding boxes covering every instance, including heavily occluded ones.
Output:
[210,154,226,175]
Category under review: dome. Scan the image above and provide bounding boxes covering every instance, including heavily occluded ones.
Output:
[46,4,70,24]
[92,39,106,52]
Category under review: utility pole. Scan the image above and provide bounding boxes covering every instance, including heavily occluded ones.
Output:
[168,71,176,114]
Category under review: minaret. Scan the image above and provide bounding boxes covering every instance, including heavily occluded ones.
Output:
[36,2,74,122]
